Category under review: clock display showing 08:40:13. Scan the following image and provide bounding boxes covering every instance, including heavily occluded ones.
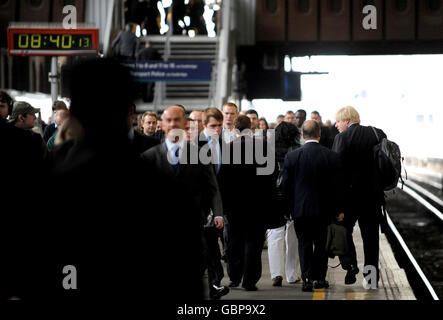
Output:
[14,34,92,50]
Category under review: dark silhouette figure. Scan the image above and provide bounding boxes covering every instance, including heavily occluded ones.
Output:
[44,58,204,301]
[137,41,162,102]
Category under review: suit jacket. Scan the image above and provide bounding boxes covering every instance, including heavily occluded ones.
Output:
[0,120,48,298]
[319,125,333,149]
[141,141,223,225]
[137,47,161,61]
[132,129,160,155]
[220,135,277,227]
[196,132,227,181]
[283,142,344,221]
[332,123,386,209]
[111,30,140,58]
[44,136,206,300]
[43,122,56,142]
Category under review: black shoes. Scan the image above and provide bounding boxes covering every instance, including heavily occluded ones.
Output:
[302,280,313,292]
[314,280,330,289]
[272,276,283,287]
[209,284,230,300]
[243,285,258,291]
[345,266,359,285]
[229,280,257,291]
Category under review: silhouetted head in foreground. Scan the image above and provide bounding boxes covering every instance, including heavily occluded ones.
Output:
[65,58,136,141]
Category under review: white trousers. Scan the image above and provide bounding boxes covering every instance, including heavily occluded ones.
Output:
[267,220,300,283]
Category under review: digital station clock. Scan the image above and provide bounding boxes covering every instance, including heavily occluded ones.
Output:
[8,28,99,56]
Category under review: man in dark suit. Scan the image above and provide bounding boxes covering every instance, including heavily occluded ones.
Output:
[128,105,160,154]
[136,40,161,102]
[332,106,386,288]
[0,101,48,300]
[220,115,276,291]
[111,23,140,61]
[311,111,333,149]
[45,58,203,302]
[283,120,345,292]
[196,107,230,299]
[141,105,225,299]
[43,100,68,142]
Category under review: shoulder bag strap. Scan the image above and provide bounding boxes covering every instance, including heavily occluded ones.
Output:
[370,126,380,143]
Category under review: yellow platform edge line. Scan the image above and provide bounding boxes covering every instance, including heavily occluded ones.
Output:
[312,290,326,300]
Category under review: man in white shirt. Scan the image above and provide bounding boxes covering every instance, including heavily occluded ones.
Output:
[141,106,227,299]
[221,102,239,143]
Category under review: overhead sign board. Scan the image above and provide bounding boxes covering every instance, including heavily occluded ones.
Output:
[124,61,212,82]
[8,27,99,56]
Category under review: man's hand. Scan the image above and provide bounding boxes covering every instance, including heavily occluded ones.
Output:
[214,217,224,229]
[336,213,345,222]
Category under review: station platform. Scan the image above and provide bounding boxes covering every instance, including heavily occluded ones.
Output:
[219,225,416,300]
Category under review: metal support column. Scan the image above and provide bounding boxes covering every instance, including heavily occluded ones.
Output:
[49,56,59,103]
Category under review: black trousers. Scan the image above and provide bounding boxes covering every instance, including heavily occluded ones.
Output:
[204,226,224,286]
[294,218,329,282]
[222,215,229,258]
[339,205,381,281]
[142,82,155,102]
[225,218,265,287]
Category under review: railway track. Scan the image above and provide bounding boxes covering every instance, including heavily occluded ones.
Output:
[384,172,443,300]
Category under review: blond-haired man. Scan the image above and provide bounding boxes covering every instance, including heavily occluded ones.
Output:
[332,106,387,288]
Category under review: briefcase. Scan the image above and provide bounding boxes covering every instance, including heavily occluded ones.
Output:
[325,223,349,258]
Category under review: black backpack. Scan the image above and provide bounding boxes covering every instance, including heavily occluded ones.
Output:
[371,127,405,191]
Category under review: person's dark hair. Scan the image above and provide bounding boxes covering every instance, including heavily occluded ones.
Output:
[303,120,321,139]
[311,110,320,117]
[259,117,269,130]
[285,110,295,116]
[275,121,299,161]
[0,90,14,115]
[234,115,251,132]
[245,109,258,117]
[296,109,307,117]
[126,23,134,31]
[52,100,67,111]
[129,103,137,115]
[203,107,223,124]
[65,58,136,139]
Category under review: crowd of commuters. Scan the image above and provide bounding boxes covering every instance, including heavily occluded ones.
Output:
[123,0,212,37]
[0,57,387,300]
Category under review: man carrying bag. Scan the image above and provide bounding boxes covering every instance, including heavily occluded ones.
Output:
[283,120,346,292]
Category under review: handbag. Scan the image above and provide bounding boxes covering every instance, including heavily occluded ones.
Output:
[325,223,349,258]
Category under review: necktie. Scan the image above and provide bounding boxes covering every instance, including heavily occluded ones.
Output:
[172,146,180,172]
[210,139,220,174]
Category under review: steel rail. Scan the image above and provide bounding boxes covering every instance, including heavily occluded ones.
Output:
[398,183,443,222]
[385,211,440,300]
